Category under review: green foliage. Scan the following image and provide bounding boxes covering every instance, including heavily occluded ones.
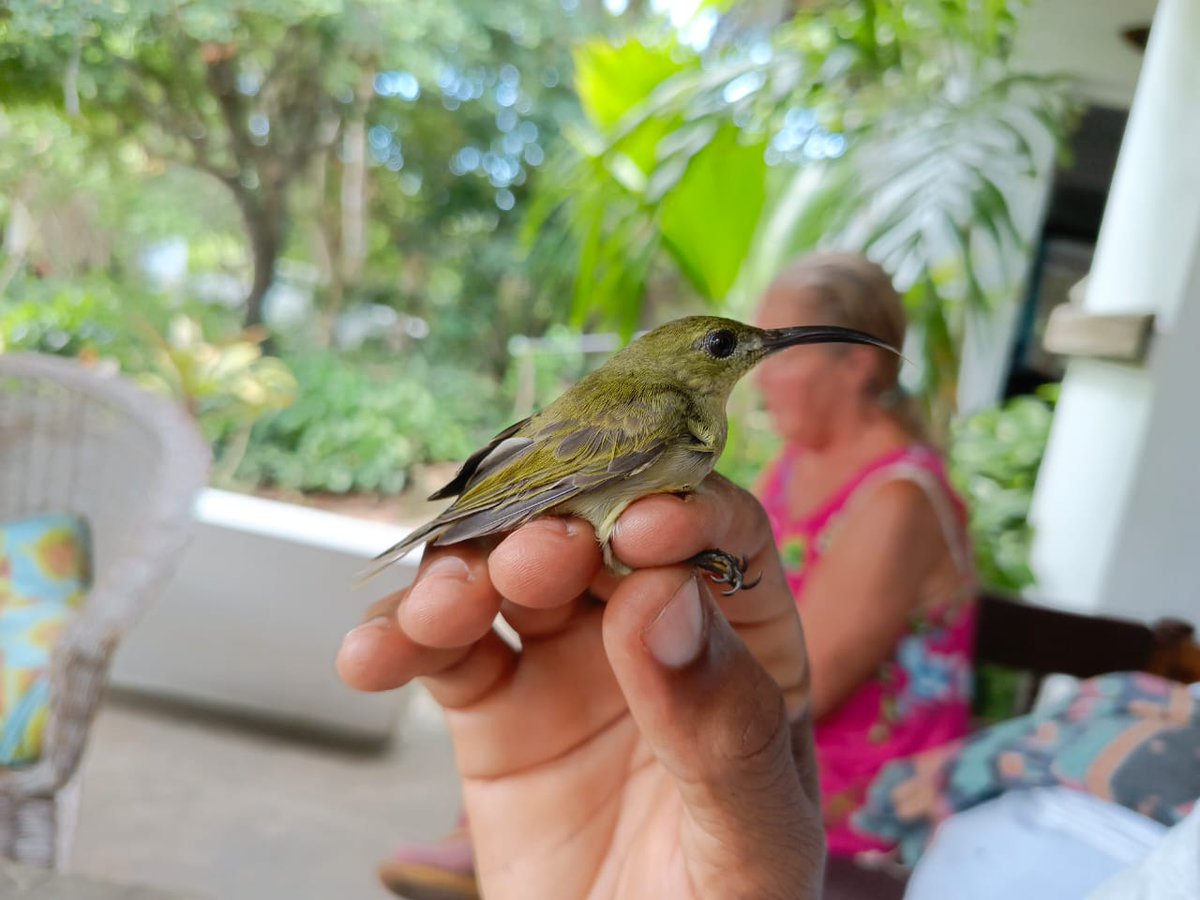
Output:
[234,352,507,495]
[704,375,779,490]
[0,106,94,213]
[0,0,653,504]
[351,2,617,369]
[972,663,1024,723]
[502,324,603,420]
[136,315,299,480]
[955,380,1058,722]
[948,385,1058,593]
[0,272,243,354]
[531,0,1077,438]
[0,277,141,363]
[0,0,615,332]
[657,125,768,302]
[574,38,688,135]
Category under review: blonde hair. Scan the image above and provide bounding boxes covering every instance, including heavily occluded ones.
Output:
[767,251,926,439]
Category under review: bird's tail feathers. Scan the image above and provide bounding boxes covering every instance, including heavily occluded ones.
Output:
[353,521,443,586]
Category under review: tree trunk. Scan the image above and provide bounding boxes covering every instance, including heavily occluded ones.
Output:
[245,225,279,329]
[237,188,287,331]
[310,148,341,348]
[340,71,372,288]
[316,69,373,347]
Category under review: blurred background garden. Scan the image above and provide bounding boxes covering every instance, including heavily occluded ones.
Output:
[1,0,1112,601]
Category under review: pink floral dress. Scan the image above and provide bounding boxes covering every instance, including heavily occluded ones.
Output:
[760,444,978,857]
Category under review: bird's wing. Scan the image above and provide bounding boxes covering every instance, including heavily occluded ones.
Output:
[431,384,700,545]
[358,386,703,582]
[427,416,533,500]
[355,417,538,581]
[430,431,671,545]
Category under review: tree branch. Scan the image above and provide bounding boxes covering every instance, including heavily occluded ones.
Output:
[63,26,83,116]
[204,51,263,177]
[121,58,239,185]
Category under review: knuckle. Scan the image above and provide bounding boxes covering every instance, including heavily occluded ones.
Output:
[717,668,791,772]
[737,691,790,766]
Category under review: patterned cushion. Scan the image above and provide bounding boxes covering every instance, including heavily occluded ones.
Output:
[852,672,1200,865]
[0,513,91,611]
[0,513,91,766]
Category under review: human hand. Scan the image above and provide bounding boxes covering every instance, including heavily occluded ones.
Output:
[337,474,824,899]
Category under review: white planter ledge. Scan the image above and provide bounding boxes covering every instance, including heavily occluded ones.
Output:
[110,488,421,744]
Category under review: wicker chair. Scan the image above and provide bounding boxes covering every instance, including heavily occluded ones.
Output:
[0,352,210,867]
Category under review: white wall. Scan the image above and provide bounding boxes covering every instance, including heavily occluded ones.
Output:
[1013,0,1157,109]
[1028,0,1200,623]
[111,490,420,743]
[957,0,1159,412]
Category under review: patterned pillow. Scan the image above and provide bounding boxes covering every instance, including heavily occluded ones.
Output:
[852,672,1200,865]
[0,513,91,766]
[0,513,91,611]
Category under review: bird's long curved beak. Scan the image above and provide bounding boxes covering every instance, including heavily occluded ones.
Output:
[761,324,899,356]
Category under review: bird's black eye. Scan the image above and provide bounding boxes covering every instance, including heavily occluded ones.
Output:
[702,329,738,359]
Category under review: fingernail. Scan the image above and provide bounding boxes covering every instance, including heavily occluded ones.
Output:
[528,516,578,538]
[644,576,706,669]
[422,555,472,583]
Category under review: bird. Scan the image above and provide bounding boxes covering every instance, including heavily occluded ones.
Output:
[362,315,899,593]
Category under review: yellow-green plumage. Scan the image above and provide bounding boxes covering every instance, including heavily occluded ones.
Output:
[363,315,897,582]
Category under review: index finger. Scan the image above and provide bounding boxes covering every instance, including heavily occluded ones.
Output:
[609,474,791,625]
[337,540,508,695]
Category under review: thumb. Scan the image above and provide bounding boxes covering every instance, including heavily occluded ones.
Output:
[602,569,825,898]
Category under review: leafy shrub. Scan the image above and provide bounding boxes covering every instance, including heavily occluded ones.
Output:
[948,385,1058,594]
[0,277,150,366]
[0,275,244,363]
[946,386,1059,722]
[235,352,507,495]
[136,316,299,481]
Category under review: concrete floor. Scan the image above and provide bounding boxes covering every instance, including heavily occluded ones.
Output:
[64,688,463,900]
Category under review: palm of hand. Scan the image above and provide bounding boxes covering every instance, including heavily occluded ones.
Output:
[449,601,697,898]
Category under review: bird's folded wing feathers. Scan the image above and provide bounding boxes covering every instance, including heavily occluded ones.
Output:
[425,391,691,542]
[358,388,695,579]
[427,416,532,500]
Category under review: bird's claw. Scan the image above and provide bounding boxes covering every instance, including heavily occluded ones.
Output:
[688,549,761,595]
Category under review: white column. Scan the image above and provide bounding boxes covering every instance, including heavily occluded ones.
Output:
[1028,0,1200,622]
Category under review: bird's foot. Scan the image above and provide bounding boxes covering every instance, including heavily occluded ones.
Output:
[688,549,761,595]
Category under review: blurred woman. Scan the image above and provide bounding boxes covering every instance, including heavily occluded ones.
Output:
[752,251,977,855]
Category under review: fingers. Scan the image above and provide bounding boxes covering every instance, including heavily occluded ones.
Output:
[488,517,602,611]
[611,474,769,567]
[338,516,603,699]
[336,590,475,693]
[398,550,502,649]
[338,599,519,711]
[610,474,787,625]
[602,567,825,897]
[446,602,628,780]
[336,541,509,694]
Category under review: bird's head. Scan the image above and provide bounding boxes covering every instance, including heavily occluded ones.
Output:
[612,315,901,400]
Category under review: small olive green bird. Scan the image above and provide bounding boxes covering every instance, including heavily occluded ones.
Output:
[364,315,897,592]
